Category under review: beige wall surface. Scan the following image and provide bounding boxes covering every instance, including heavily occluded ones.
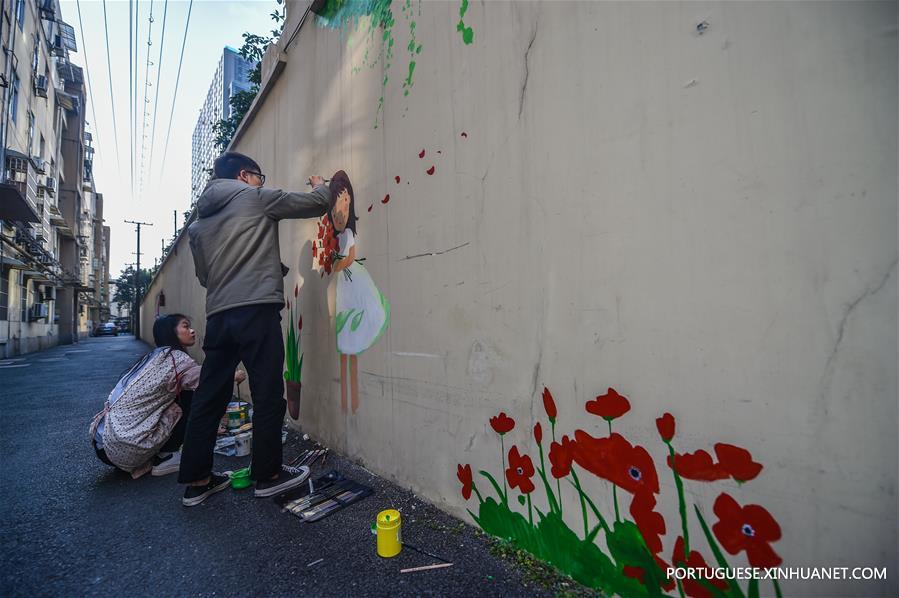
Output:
[144,2,897,595]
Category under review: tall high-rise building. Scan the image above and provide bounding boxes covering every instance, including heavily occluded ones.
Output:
[190,47,254,204]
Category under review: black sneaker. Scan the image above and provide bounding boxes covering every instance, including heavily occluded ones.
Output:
[182,473,231,507]
[254,466,310,498]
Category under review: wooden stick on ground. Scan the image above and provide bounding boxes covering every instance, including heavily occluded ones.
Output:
[399,563,454,574]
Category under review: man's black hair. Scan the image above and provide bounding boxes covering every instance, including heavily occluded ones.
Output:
[213,152,261,180]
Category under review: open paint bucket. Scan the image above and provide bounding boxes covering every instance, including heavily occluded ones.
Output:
[230,467,252,489]
[234,431,252,456]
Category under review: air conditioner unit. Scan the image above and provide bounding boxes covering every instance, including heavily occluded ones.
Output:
[44,176,57,196]
[34,75,49,98]
[29,303,49,321]
[43,287,56,301]
[32,156,46,173]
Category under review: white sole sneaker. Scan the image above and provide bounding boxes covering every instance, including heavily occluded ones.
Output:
[151,452,181,476]
[254,466,310,498]
[182,475,231,507]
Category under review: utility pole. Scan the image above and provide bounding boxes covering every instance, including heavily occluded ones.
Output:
[125,220,153,338]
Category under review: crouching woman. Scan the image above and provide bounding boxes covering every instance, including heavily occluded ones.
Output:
[89,314,245,478]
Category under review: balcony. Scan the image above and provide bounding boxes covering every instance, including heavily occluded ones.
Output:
[0,152,40,223]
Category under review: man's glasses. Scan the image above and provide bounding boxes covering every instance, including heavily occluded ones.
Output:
[245,170,266,185]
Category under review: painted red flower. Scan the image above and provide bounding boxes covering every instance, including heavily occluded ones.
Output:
[533,422,542,444]
[656,413,675,442]
[585,387,630,421]
[668,450,728,481]
[457,464,473,500]
[426,165,435,175]
[630,491,666,554]
[542,386,557,422]
[505,446,535,494]
[298,315,303,331]
[548,435,574,479]
[572,430,659,495]
[622,565,645,585]
[489,412,515,435]
[714,443,763,483]
[672,536,729,597]
[712,493,782,568]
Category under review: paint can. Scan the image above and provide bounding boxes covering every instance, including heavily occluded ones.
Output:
[234,431,252,457]
[226,402,249,430]
[376,509,402,558]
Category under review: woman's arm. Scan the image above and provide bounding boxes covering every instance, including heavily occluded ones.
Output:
[332,244,356,272]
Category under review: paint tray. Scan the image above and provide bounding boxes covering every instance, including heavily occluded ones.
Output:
[275,470,373,523]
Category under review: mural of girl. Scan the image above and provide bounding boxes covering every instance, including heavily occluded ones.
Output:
[328,170,390,413]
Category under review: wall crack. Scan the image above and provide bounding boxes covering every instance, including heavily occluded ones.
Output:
[519,20,539,121]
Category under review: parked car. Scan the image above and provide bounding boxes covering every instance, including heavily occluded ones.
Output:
[93,322,119,337]
[114,317,132,334]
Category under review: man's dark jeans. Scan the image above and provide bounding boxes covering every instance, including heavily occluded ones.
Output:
[178,304,285,483]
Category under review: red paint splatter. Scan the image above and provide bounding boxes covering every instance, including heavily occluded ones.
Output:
[368,204,373,212]
[382,194,390,204]
[395,175,401,184]
[419,149,425,159]
[426,166,435,175]
[461,132,468,138]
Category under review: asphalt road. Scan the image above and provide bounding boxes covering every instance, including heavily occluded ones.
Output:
[0,335,554,597]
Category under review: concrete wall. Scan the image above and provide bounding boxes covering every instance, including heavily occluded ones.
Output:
[144,2,897,595]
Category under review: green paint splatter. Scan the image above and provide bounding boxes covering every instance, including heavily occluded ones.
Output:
[402,60,416,96]
[457,0,474,44]
[315,0,426,128]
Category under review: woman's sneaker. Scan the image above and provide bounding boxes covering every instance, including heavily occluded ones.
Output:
[151,451,181,476]
[183,473,231,507]
[254,466,310,498]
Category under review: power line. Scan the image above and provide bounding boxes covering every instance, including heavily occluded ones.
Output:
[100,0,121,173]
[74,0,103,186]
[129,0,134,197]
[134,0,140,196]
[159,0,193,177]
[147,0,168,180]
[138,0,155,195]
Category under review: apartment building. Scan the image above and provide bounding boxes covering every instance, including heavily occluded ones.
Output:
[189,46,253,205]
[0,0,110,356]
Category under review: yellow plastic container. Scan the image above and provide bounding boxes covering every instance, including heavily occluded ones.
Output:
[376,509,402,558]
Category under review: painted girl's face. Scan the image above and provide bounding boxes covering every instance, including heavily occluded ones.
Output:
[176,319,196,347]
[332,188,351,231]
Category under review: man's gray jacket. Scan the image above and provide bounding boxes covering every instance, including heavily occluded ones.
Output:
[188,178,329,317]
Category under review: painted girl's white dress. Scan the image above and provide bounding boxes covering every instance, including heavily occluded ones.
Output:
[335,229,389,355]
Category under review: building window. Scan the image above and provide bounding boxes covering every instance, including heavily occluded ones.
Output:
[32,35,40,73]
[16,0,24,29]
[0,268,9,321]
[9,72,19,123]
[27,111,35,156]
[39,134,45,159]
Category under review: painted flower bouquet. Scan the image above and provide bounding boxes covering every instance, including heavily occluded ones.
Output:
[457,387,784,597]
[312,214,339,276]
[284,284,303,420]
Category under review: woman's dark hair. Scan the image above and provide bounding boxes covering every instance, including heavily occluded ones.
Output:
[213,152,261,180]
[114,314,190,387]
[153,313,190,353]
[328,169,357,237]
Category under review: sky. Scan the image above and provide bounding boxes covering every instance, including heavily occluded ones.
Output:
[59,0,281,278]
